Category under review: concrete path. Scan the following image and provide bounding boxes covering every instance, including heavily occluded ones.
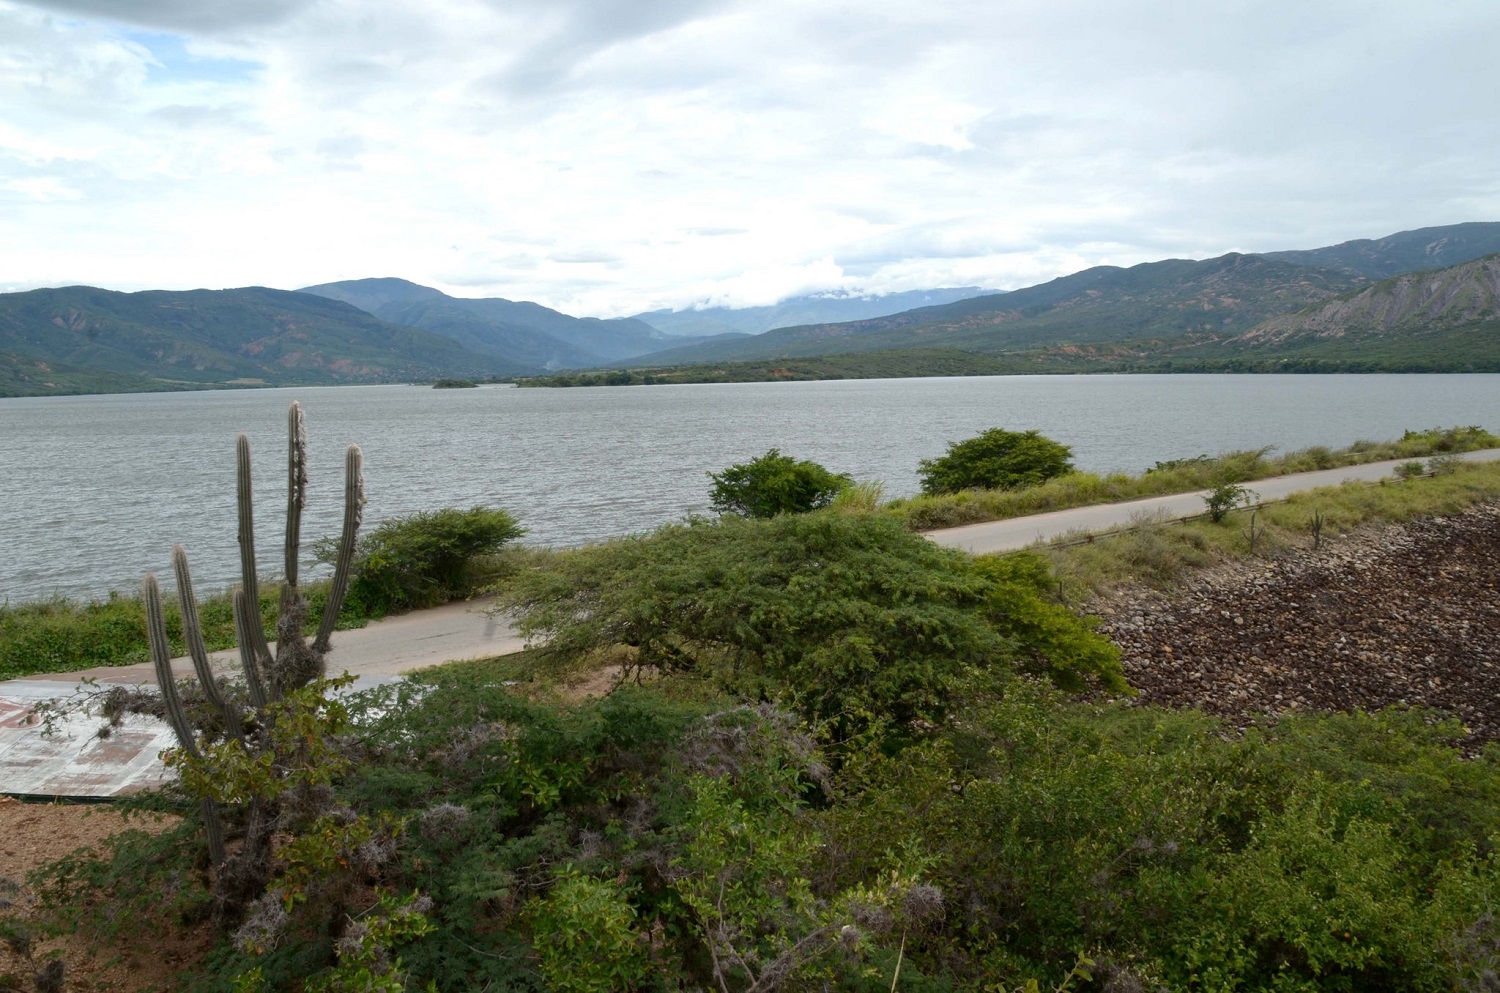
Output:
[924,448,1500,555]
[4,447,1497,799]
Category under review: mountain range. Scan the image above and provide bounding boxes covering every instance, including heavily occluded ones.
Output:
[632,287,999,337]
[2,222,1498,397]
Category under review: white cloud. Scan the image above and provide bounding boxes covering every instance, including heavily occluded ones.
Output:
[0,0,1497,314]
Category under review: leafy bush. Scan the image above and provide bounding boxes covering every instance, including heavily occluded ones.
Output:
[918,428,1074,496]
[826,690,1500,992]
[343,507,524,615]
[971,552,1125,692]
[527,871,648,993]
[707,448,852,518]
[494,512,1124,738]
[1203,482,1254,523]
[1394,460,1427,480]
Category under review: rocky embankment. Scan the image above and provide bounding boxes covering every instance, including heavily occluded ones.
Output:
[1093,505,1500,749]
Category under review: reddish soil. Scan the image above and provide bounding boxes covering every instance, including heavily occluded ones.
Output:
[0,798,204,992]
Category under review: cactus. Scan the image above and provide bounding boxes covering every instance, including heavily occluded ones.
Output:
[141,401,364,875]
[1310,509,1326,551]
[143,572,226,866]
[1242,510,1265,555]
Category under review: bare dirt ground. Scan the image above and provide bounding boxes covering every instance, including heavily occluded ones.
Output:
[0,798,207,992]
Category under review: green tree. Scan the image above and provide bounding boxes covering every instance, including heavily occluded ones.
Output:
[918,428,1074,495]
[708,449,852,519]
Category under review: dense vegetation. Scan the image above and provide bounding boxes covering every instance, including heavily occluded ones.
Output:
[6,422,1500,991]
[17,479,1500,991]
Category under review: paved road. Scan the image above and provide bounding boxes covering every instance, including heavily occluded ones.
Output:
[924,448,1500,555]
[4,447,1496,798]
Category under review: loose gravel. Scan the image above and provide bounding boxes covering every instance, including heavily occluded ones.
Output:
[1092,505,1500,750]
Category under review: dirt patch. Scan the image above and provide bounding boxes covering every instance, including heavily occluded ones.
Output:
[0,798,207,992]
[1094,504,1500,749]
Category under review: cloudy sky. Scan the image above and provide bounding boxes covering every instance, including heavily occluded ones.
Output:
[2,0,1497,316]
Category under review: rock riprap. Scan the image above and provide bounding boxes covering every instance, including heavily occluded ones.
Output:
[1093,505,1500,748]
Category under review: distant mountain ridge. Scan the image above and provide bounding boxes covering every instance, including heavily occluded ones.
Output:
[6,222,1499,397]
[626,252,1370,366]
[1262,222,1500,279]
[632,287,999,337]
[299,278,680,367]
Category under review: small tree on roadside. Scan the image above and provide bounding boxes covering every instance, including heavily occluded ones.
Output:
[1203,482,1254,523]
[708,449,852,518]
[918,428,1074,495]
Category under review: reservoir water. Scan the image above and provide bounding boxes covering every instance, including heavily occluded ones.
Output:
[2,374,1498,602]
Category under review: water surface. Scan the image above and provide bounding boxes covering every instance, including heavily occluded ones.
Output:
[2,374,1496,601]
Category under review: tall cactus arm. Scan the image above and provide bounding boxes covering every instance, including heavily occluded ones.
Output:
[146,572,228,866]
[236,433,274,670]
[233,589,270,708]
[284,402,308,587]
[172,546,242,740]
[314,443,364,654]
[144,573,199,760]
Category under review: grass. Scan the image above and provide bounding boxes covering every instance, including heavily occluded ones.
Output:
[0,579,365,681]
[1038,457,1500,597]
[887,425,1498,531]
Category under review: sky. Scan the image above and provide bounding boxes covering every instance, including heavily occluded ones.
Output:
[1,0,1497,317]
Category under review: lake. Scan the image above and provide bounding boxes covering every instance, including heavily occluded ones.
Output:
[2,374,1497,602]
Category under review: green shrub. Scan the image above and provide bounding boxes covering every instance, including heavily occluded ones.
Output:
[494,512,1125,739]
[707,448,852,518]
[527,871,649,993]
[918,428,1074,496]
[1394,460,1427,480]
[342,506,524,615]
[1203,482,1254,523]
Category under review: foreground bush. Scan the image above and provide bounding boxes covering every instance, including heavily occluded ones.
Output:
[343,506,525,615]
[493,511,1125,738]
[34,667,1500,993]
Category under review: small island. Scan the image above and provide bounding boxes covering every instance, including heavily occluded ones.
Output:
[432,378,479,389]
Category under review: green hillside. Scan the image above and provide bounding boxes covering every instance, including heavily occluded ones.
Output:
[628,253,1367,365]
[0,285,521,396]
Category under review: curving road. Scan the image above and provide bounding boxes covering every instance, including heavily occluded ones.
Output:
[923,448,1500,554]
